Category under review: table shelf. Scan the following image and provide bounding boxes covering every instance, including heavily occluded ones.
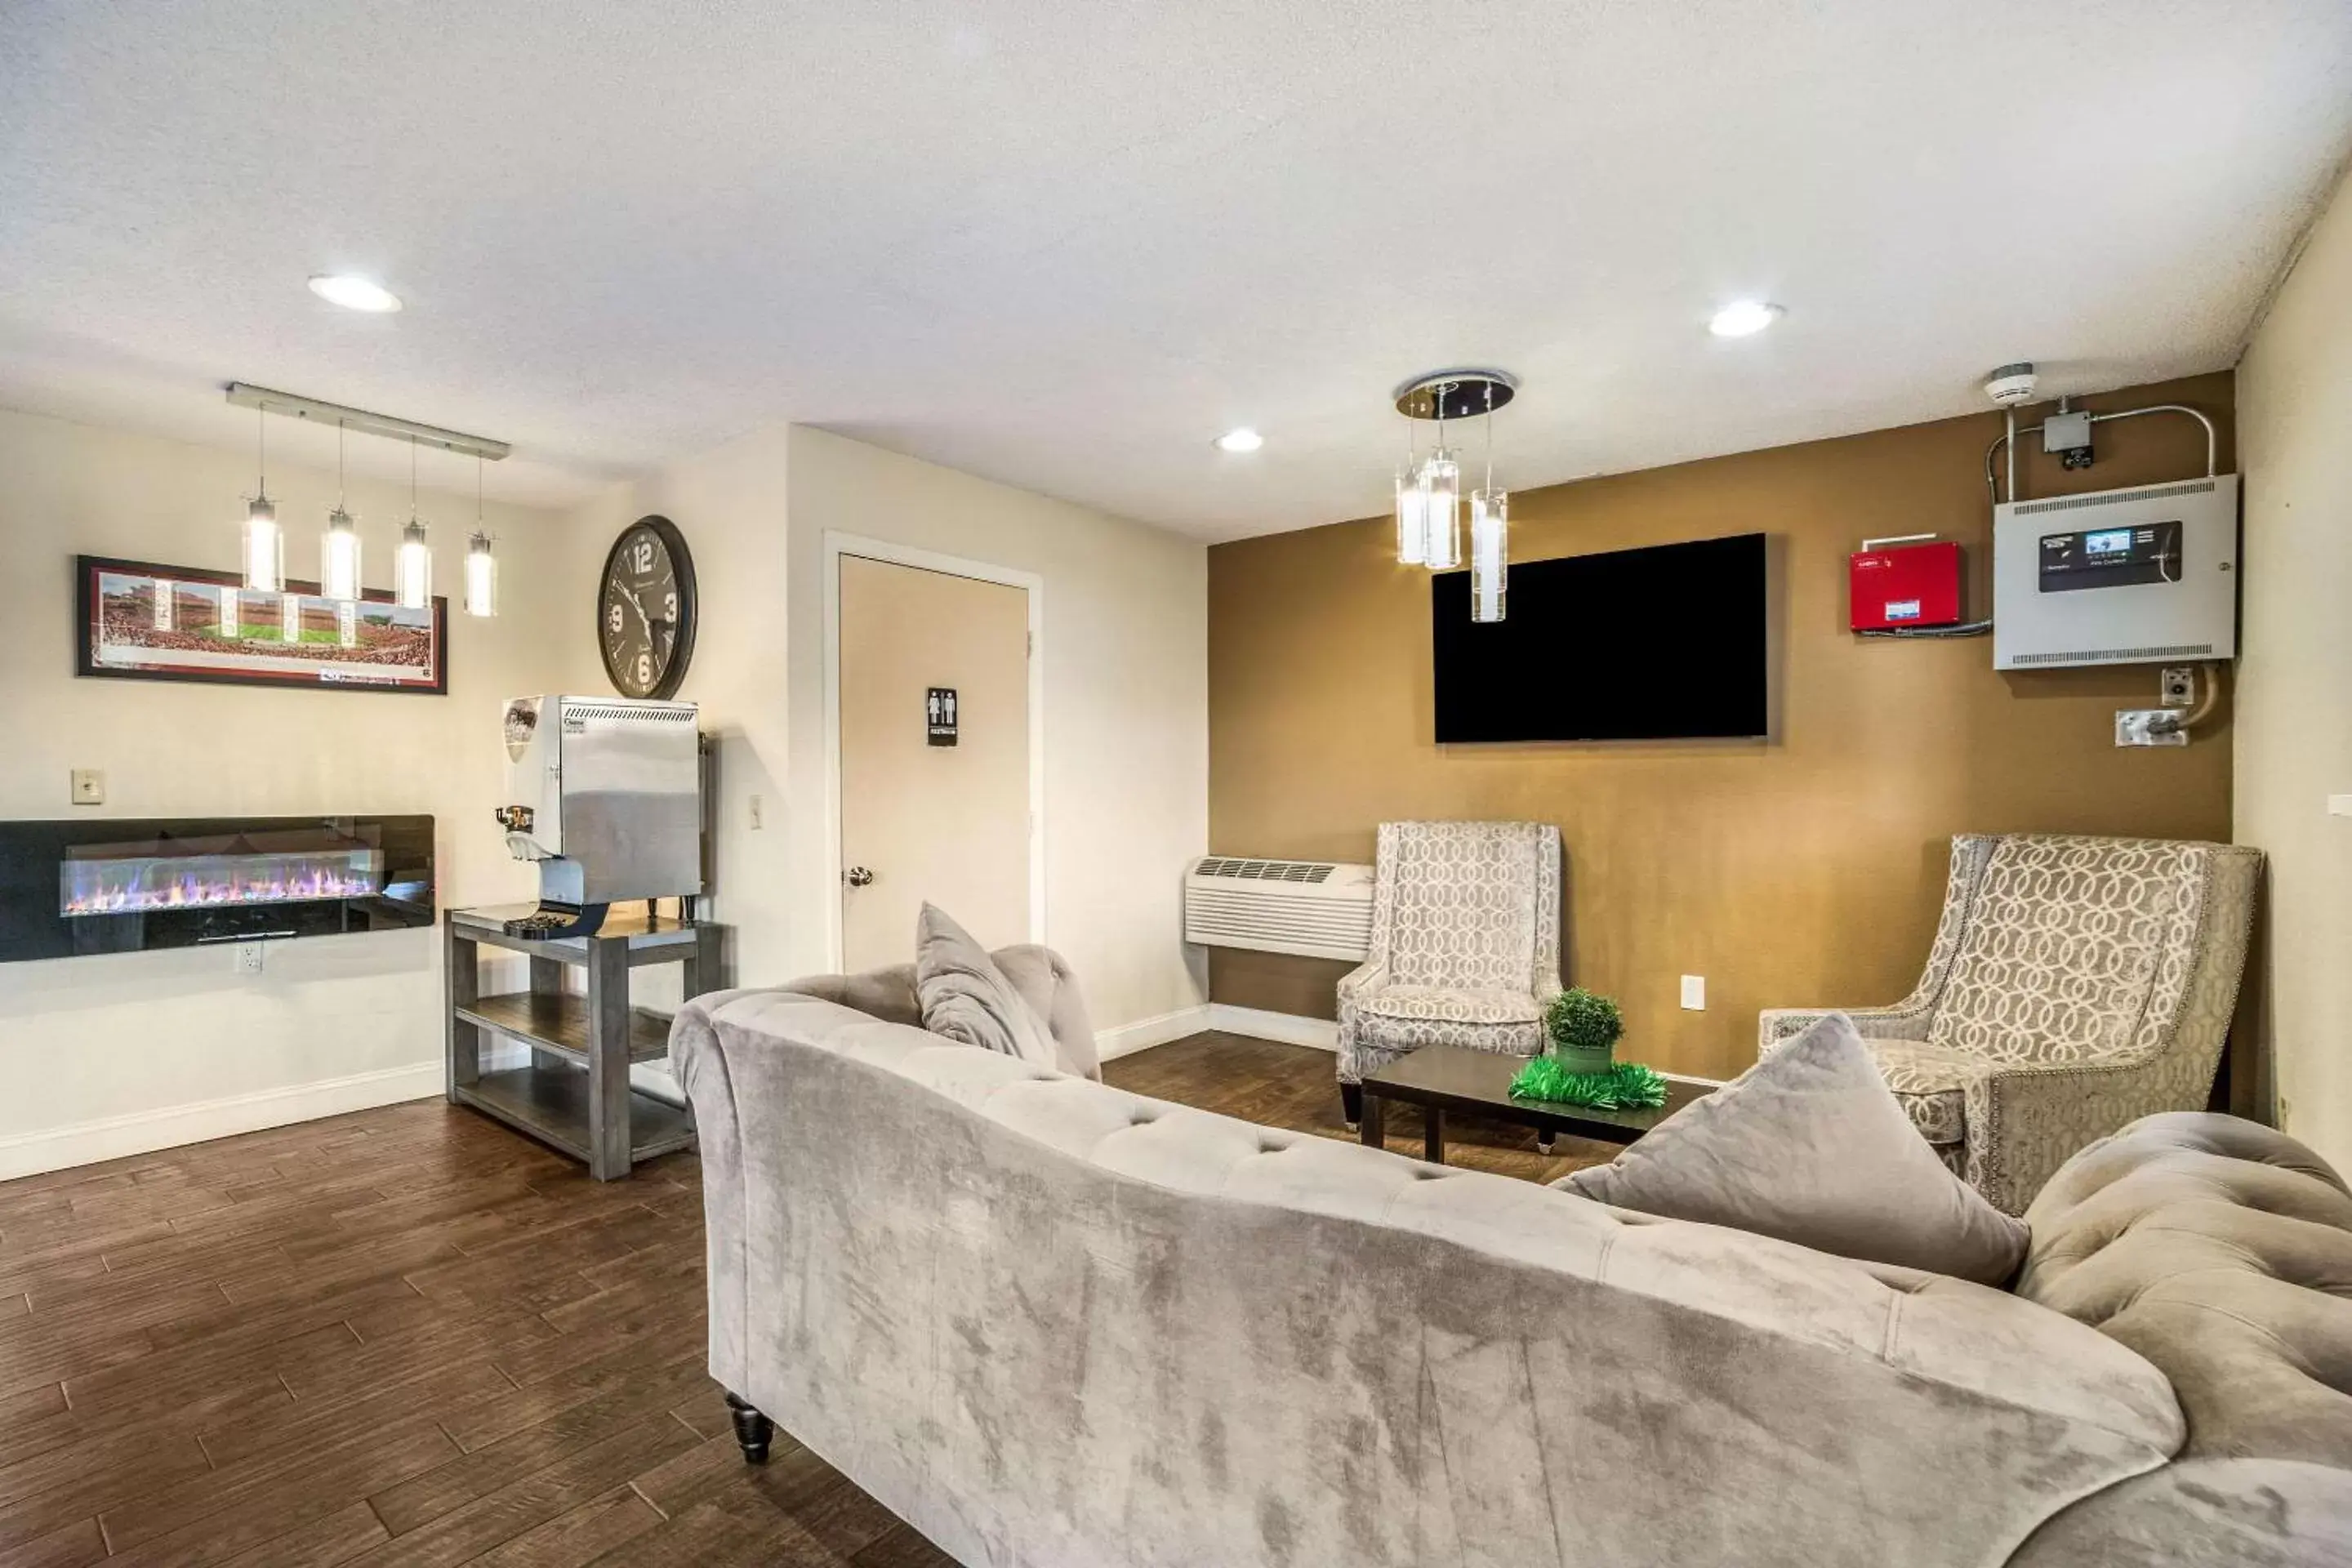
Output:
[454,1067,697,1165]
[457,991,675,1066]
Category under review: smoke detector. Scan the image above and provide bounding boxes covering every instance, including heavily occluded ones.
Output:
[1984,363,2039,408]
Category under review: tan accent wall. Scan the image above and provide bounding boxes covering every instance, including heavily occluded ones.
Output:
[1209,372,2235,1081]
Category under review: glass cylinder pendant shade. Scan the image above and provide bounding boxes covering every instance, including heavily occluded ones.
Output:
[1471,488,1508,621]
[321,507,363,602]
[464,532,498,617]
[394,519,432,610]
[1419,449,1461,569]
[243,496,283,593]
[1394,461,1428,565]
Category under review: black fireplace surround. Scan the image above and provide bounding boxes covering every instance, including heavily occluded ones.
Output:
[0,815,434,962]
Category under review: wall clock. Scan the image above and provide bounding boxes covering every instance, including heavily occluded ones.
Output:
[599,514,697,699]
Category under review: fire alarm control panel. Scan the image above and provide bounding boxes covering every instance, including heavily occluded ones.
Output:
[1993,475,2238,670]
[1850,539,1962,632]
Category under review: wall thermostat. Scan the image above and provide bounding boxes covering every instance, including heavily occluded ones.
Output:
[1993,475,2238,670]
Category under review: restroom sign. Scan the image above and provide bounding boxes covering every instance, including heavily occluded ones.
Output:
[927,688,958,746]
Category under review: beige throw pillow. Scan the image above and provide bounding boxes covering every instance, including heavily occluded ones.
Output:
[915,904,1059,1068]
[1557,1013,2029,1286]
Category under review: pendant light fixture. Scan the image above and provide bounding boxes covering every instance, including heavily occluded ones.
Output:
[321,421,363,603]
[241,400,283,593]
[1469,394,1508,624]
[394,437,433,610]
[223,383,510,610]
[1390,370,1517,617]
[465,455,497,617]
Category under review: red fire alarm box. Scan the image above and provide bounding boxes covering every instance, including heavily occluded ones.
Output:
[1850,539,1962,631]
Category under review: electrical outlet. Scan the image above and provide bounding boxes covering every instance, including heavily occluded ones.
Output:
[2159,666,2196,707]
[748,794,764,831]
[234,942,265,974]
[1679,974,1706,1011]
[2117,710,2189,748]
[69,768,105,805]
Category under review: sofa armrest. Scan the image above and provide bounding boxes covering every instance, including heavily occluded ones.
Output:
[2005,1458,2352,1568]
[994,943,1101,1082]
[1757,1005,1931,1054]
[1964,1057,2195,1217]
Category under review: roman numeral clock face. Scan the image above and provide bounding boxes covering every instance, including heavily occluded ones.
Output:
[599,516,697,699]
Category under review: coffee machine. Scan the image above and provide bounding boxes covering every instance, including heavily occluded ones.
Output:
[494,696,702,937]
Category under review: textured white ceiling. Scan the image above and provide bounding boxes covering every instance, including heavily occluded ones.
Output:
[3,2,2349,539]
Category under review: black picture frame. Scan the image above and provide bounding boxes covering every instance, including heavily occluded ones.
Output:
[74,555,449,696]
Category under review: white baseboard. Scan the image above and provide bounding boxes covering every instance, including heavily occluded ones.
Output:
[1207,1004,1339,1051]
[1095,1004,1213,1062]
[0,1061,446,1183]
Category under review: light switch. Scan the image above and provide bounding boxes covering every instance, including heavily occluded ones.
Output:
[70,768,105,805]
[1680,974,1706,1011]
[748,794,764,831]
[2329,795,2352,817]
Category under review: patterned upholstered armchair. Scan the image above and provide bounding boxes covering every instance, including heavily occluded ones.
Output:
[1337,821,1564,1129]
[1761,833,2261,1215]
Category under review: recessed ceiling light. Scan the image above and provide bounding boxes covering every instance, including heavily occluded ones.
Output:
[1214,428,1265,453]
[308,274,403,314]
[1708,301,1782,338]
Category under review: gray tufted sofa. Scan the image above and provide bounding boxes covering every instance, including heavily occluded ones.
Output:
[673,980,2352,1567]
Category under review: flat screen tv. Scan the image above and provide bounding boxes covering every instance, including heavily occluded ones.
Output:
[1432,532,1768,742]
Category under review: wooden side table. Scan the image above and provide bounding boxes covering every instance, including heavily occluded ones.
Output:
[444,905,725,1179]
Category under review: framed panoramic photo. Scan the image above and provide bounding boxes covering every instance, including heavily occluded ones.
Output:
[74,555,448,695]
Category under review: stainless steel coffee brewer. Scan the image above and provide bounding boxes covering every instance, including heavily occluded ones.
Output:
[494,695,702,937]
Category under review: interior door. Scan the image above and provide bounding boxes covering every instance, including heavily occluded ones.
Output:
[837,554,1031,971]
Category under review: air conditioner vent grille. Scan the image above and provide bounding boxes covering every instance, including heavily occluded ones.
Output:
[1194,858,1334,884]
[1185,856,1372,961]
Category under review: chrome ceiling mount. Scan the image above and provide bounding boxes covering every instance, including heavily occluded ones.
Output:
[1392,369,1518,421]
[225,382,511,461]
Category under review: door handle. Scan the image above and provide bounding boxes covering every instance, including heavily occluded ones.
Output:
[844,866,875,888]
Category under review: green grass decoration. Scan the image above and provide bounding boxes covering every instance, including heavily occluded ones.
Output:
[1510,1056,1669,1111]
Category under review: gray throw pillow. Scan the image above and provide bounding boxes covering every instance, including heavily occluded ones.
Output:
[1557,1013,2029,1286]
[914,904,1058,1068]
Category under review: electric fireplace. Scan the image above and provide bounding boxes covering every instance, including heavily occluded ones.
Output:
[0,815,434,961]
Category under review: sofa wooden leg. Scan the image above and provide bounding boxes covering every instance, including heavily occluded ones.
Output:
[725,1391,773,1463]
[1340,1082,1363,1132]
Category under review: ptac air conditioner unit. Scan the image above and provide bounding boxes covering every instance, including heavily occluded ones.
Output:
[1993,474,2238,670]
[1183,857,1374,962]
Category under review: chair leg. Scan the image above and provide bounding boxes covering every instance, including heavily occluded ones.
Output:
[725,1391,773,1464]
[1340,1082,1363,1132]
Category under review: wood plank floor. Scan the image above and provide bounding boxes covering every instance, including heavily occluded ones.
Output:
[0,1031,1614,1566]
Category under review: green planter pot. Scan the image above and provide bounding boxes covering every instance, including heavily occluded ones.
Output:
[1550,1040,1615,1076]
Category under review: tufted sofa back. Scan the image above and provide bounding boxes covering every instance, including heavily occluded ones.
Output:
[1372,820,1561,991]
[2018,1112,2352,1464]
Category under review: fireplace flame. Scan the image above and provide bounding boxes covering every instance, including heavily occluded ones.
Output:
[61,854,382,916]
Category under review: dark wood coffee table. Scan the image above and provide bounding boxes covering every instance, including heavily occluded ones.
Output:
[1358,1045,1713,1165]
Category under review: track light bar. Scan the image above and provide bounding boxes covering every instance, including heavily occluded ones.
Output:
[225,383,511,461]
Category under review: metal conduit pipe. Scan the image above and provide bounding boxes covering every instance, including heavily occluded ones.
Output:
[1983,403,2219,506]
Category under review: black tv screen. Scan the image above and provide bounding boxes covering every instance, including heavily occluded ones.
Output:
[1432,532,1768,742]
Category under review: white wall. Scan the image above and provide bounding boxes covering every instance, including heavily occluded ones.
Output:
[2237,163,2352,1171]
[783,427,1209,1036]
[0,407,578,1177]
[564,424,1209,1037]
[562,427,795,991]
